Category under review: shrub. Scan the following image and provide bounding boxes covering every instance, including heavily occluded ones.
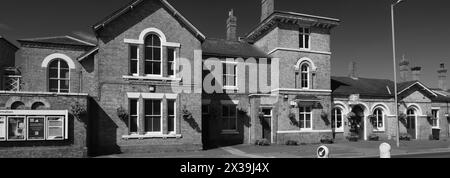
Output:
[346,133,359,142]
[368,134,379,141]
[399,133,411,141]
[286,140,298,146]
[255,139,271,146]
[320,135,334,144]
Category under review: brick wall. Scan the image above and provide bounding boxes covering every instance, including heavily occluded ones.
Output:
[0,93,89,158]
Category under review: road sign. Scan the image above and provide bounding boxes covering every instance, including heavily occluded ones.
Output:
[317,145,329,158]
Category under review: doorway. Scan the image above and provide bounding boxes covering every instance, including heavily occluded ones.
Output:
[350,105,365,139]
[261,108,272,142]
[406,108,417,139]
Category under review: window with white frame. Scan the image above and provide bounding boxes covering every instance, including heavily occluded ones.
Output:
[47,116,64,140]
[3,75,21,91]
[406,109,416,130]
[331,108,343,131]
[130,45,139,76]
[299,106,312,129]
[299,27,310,49]
[300,63,310,89]
[168,100,176,134]
[372,108,384,131]
[129,99,139,134]
[0,116,5,140]
[48,59,70,93]
[144,34,162,76]
[167,48,176,77]
[144,99,162,134]
[432,109,439,128]
[222,104,237,132]
[223,62,237,88]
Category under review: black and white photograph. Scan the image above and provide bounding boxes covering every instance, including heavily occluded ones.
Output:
[1,0,450,175]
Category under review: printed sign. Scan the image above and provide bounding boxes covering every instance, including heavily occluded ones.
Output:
[8,117,26,141]
[0,117,5,140]
[317,146,329,158]
[28,117,45,140]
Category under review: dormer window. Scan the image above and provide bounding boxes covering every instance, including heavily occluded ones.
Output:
[299,27,310,49]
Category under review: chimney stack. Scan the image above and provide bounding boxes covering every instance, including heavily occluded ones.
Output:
[399,55,410,82]
[261,0,274,22]
[226,9,237,41]
[411,66,422,81]
[348,61,358,80]
[438,63,448,91]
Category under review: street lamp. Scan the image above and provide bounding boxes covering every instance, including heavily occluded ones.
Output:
[391,0,405,148]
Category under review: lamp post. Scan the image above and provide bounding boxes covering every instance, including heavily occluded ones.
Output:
[391,0,404,148]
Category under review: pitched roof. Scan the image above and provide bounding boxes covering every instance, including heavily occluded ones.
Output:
[201,38,270,58]
[331,76,393,98]
[0,35,19,50]
[93,0,205,41]
[17,35,96,47]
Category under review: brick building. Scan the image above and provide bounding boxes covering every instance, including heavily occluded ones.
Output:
[0,0,449,157]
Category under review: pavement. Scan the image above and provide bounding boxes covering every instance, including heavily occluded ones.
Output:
[97,139,450,158]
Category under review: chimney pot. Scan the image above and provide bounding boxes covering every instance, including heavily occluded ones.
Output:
[411,66,422,81]
[226,9,237,41]
[348,61,358,80]
[438,63,447,91]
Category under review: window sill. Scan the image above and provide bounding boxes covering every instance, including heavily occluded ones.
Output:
[122,134,182,140]
[372,130,385,133]
[221,130,239,135]
[432,127,441,130]
[123,75,182,82]
[223,86,239,91]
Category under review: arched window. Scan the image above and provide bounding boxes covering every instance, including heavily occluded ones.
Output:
[406,108,416,130]
[144,34,162,75]
[300,63,310,89]
[49,59,70,93]
[11,101,25,110]
[31,102,46,110]
[372,108,384,131]
[331,108,343,132]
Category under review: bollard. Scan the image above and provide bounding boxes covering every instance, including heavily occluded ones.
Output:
[379,143,391,158]
[317,146,330,158]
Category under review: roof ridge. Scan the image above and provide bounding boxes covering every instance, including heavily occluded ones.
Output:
[65,35,96,46]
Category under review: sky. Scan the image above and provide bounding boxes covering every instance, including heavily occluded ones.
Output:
[0,0,449,89]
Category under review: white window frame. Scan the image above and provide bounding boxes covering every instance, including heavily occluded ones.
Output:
[46,116,64,140]
[167,48,177,78]
[130,45,140,76]
[27,116,46,141]
[144,34,163,77]
[300,63,310,89]
[129,99,139,135]
[0,116,6,141]
[332,107,344,132]
[299,27,311,50]
[431,108,440,129]
[372,108,385,132]
[261,107,274,143]
[6,116,26,141]
[168,99,177,135]
[299,106,312,130]
[222,104,238,133]
[144,99,163,135]
[48,59,71,93]
[222,61,238,90]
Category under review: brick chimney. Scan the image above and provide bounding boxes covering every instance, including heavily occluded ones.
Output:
[226,9,237,41]
[411,66,422,81]
[438,63,447,91]
[399,55,410,82]
[348,61,358,80]
[261,0,274,22]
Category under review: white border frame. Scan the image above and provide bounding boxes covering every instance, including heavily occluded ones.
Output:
[6,116,26,141]
[431,107,440,129]
[41,53,76,69]
[143,99,164,135]
[260,107,274,144]
[331,106,345,133]
[46,116,65,141]
[26,116,46,141]
[222,60,239,91]
[0,116,5,141]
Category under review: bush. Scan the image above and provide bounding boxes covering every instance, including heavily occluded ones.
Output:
[286,140,298,146]
[320,135,334,144]
[346,133,359,142]
[368,134,380,141]
[399,133,411,141]
[255,139,271,146]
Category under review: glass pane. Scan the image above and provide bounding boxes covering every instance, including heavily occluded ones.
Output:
[152,61,161,75]
[152,116,161,132]
[144,116,153,132]
[168,100,175,115]
[231,119,237,130]
[49,69,58,78]
[131,60,138,74]
[305,28,310,34]
[153,100,161,115]
[305,35,309,48]
[130,46,138,59]
[230,105,236,117]
[60,69,69,79]
[60,80,70,91]
[168,48,174,62]
[168,116,174,132]
[222,106,228,117]
[299,28,304,33]
[49,79,58,92]
[202,105,209,115]
[145,47,153,60]
[130,116,138,133]
[306,120,311,129]
[145,61,152,74]
[299,119,304,128]
[153,48,161,61]
[130,99,137,115]
[152,35,161,46]
[145,100,152,115]
[48,127,63,138]
[305,107,311,113]
[299,35,304,48]
[60,61,69,69]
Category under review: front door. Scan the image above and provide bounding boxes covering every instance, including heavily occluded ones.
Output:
[406,109,417,139]
[261,108,272,142]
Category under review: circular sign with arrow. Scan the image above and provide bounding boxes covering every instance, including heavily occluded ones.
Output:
[317,146,329,158]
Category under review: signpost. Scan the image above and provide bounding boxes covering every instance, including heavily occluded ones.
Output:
[317,145,330,158]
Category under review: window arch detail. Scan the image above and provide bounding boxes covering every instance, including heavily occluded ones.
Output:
[41,53,76,69]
